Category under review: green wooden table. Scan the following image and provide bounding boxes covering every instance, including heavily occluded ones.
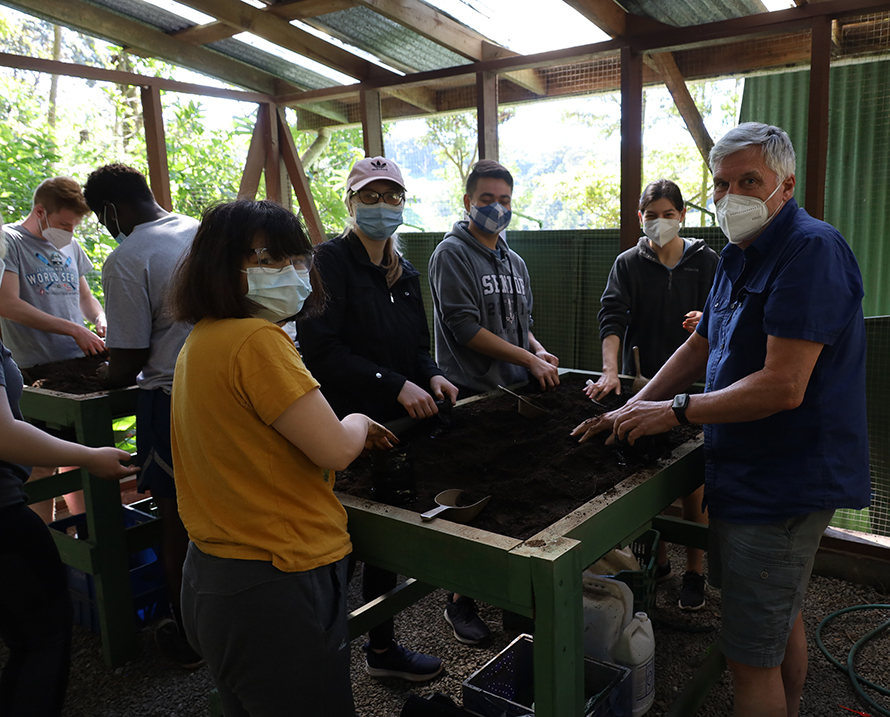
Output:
[341,370,710,717]
[20,385,163,668]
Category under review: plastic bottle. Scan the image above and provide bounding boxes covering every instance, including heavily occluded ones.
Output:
[613,611,655,717]
[580,573,634,663]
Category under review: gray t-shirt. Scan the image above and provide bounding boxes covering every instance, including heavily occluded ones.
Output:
[0,340,30,509]
[0,222,94,368]
[102,213,198,391]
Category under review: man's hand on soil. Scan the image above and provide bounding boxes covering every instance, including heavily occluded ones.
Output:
[72,324,106,357]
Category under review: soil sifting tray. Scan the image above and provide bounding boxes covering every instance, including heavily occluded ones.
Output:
[335,372,701,540]
[21,355,109,395]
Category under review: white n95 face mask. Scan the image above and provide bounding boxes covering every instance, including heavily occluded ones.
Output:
[243,265,312,323]
[642,218,680,247]
[39,214,74,250]
[715,181,785,244]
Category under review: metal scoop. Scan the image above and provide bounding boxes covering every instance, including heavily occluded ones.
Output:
[497,385,548,419]
[420,489,491,523]
[631,346,650,393]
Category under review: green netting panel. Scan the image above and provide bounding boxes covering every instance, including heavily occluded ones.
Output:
[398,226,726,372]
[832,316,890,538]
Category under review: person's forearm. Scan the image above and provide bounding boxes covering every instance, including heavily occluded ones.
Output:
[1,419,109,468]
[338,414,373,464]
[633,333,709,403]
[601,334,621,374]
[0,297,82,337]
[466,328,535,368]
[81,294,104,325]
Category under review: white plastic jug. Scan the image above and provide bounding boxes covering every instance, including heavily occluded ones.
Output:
[614,611,656,717]
[581,573,634,663]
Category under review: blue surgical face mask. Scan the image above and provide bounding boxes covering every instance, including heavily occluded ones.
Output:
[354,203,403,241]
[469,202,512,235]
[103,204,127,245]
[243,265,312,323]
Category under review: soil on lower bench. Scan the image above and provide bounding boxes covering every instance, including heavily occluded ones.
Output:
[335,373,701,540]
[20,355,109,394]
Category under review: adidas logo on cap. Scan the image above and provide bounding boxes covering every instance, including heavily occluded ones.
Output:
[370,159,388,170]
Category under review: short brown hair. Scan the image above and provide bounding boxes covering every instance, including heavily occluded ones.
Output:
[170,200,325,324]
[466,159,514,196]
[33,176,90,217]
[639,179,684,213]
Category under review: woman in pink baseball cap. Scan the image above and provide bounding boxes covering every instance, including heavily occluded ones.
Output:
[299,156,457,682]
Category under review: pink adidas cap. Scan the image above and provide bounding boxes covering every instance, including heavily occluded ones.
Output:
[346,156,407,193]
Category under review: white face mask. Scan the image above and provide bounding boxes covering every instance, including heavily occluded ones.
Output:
[243,265,312,323]
[39,213,74,250]
[715,180,785,245]
[642,218,680,248]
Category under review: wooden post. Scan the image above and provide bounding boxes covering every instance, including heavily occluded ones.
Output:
[806,15,832,219]
[360,89,385,157]
[477,71,499,161]
[277,108,325,246]
[620,46,643,251]
[239,104,267,199]
[262,102,283,204]
[140,84,172,211]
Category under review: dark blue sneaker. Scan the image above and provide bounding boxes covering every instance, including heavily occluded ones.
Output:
[364,642,444,682]
[444,594,491,645]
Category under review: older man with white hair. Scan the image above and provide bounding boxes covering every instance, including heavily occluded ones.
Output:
[573,122,870,717]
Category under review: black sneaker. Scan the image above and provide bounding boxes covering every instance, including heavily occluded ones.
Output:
[678,571,706,611]
[364,642,444,682]
[444,594,491,645]
[654,560,672,583]
[154,618,204,669]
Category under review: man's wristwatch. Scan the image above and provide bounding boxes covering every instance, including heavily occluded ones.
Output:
[671,393,691,425]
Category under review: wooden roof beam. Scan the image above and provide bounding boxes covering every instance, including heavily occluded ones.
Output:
[171,0,357,47]
[174,0,399,83]
[2,0,296,94]
[646,52,713,164]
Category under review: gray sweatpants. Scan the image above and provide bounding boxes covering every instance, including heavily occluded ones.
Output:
[181,542,354,717]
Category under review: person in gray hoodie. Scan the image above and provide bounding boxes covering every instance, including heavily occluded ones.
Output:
[429,159,560,645]
[429,160,559,399]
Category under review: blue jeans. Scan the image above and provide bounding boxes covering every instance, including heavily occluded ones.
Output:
[0,502,72,716]
[181,543,355,717]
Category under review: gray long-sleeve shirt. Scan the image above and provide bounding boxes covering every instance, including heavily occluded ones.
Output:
[428,221,534,394]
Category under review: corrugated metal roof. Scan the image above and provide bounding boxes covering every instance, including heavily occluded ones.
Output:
[84,0,341,90]
[310,6,469,74]
[740,62,890,317]
[621,0,768,27]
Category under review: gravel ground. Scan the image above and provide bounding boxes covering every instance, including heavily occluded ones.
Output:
[2,544,888,716]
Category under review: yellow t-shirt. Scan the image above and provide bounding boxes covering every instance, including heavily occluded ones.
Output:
[171,318,352,573]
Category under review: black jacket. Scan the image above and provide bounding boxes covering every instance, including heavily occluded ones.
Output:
[299,232,444,422]
[598,237,718,378]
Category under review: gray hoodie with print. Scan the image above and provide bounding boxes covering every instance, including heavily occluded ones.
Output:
[428,220,534,395]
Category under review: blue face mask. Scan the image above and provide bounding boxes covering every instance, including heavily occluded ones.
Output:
[243,266,312,323]
[469,202,512,235]
[103,204,127,244]
[355,203,403,241]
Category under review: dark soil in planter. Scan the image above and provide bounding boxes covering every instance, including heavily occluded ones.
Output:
[336,373,701,540]
[20,355,109,394]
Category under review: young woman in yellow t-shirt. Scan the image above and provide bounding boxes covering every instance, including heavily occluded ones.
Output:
[168,199,396,716]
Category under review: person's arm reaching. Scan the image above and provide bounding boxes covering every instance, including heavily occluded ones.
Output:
[0,395,138,480]
[99,347,149,388]
[466,327,560,390]
[272,387,397,471]
[0,270,105,356]
[79,276,106,337]
[585,334,622,400]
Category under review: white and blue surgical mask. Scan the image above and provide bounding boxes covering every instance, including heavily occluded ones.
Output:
[355,203,403,241]
[469,202,511,235]
[243,265,312,323]
[103,204,127,245]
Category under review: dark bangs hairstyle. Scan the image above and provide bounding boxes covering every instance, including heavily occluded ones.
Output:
[169,199,325,324]
[639,179,684,213]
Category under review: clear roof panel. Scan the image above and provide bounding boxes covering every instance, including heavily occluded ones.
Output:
[422,0,610,54]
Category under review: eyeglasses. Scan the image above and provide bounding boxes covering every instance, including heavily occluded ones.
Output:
[252,248,314,273]
[354,189,405,206]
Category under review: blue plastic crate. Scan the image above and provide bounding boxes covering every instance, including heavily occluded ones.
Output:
[48,504,169,634]
[462,634,631,717]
